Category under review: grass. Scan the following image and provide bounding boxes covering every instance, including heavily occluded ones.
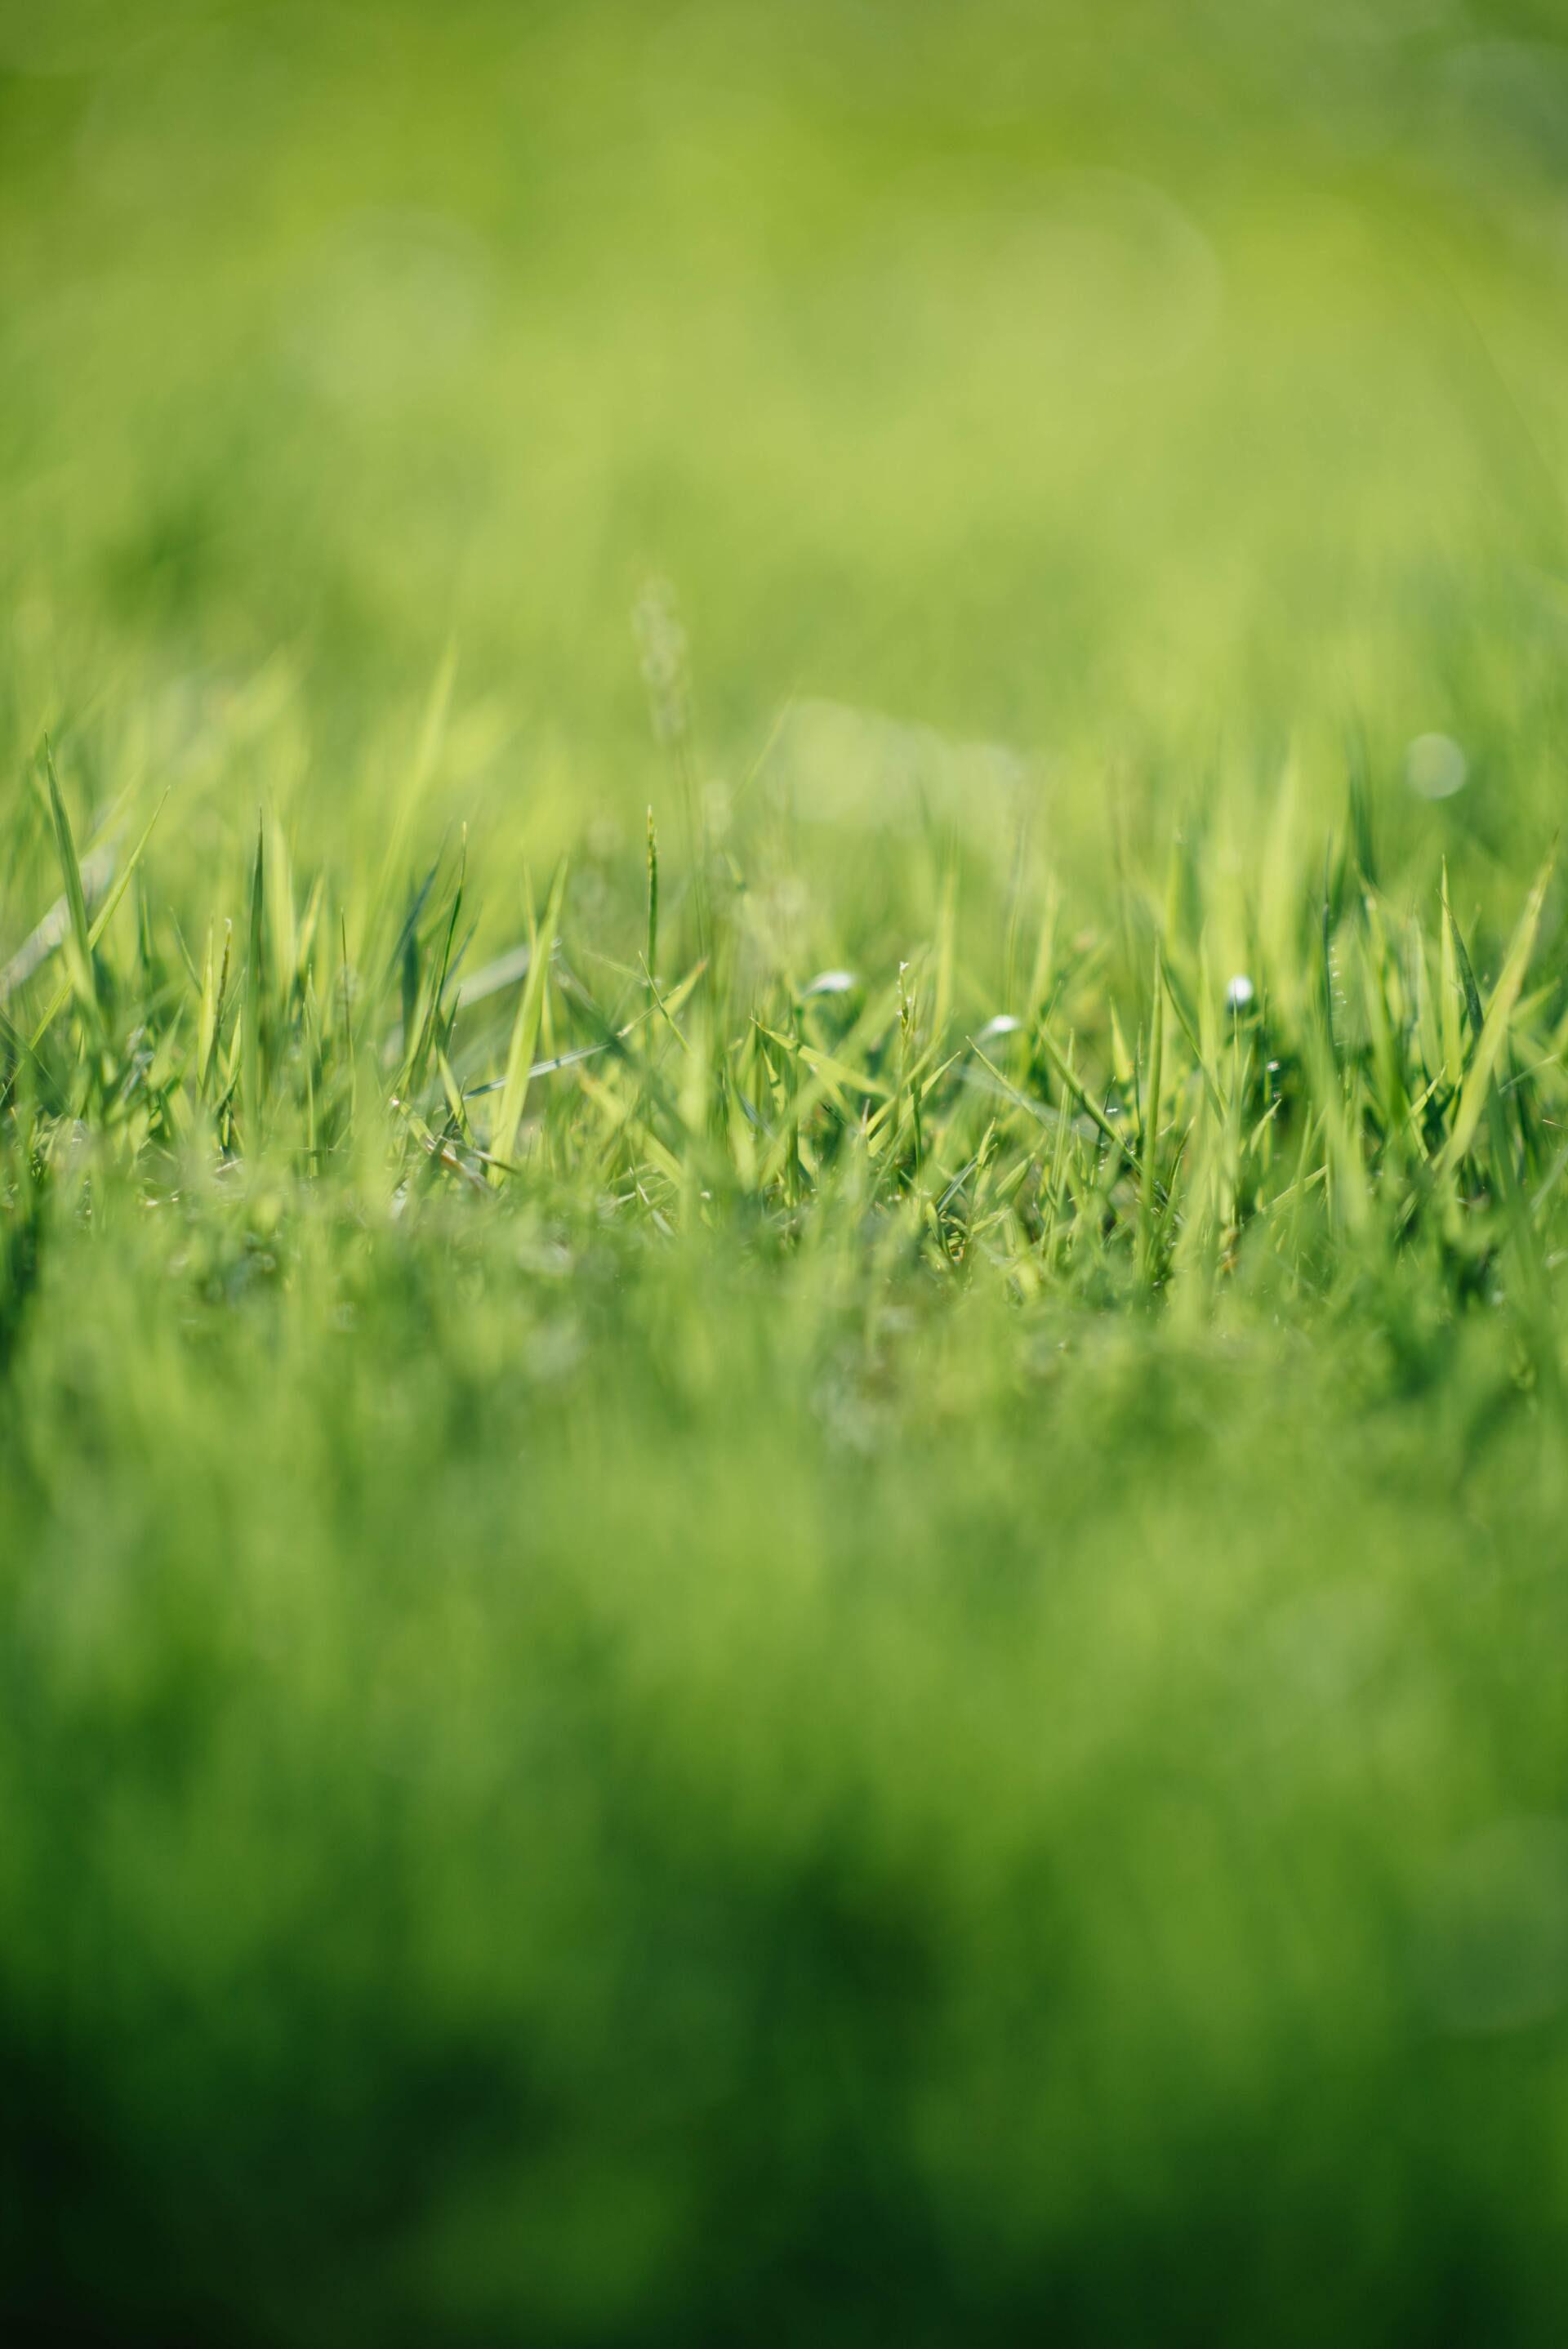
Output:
[9,2,1568,2341]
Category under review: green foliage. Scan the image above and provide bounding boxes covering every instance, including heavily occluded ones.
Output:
[5,707,1568,2343]
[5,733,1565,1320]
[8,2,1568,2342]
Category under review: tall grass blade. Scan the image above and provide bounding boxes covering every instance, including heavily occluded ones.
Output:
[38,740,100,1031]
[242,816,266,1152]
[1440,849,1554,1178]
[488,861,567,1179]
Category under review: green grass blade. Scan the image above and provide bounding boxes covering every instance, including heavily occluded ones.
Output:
[488,860,567,1179]
[29,790,170,1052]
[242,816,266,1152]
[1140,937,1165,1268]
[1440,848,1554,1178]
[646,804,659,996]
[38,739,100,1030]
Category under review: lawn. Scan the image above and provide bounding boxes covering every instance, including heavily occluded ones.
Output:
[7,3,1568,2341]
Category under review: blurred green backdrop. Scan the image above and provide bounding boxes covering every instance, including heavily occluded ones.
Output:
[9,7,1568,2345]
[5,0,1568,885]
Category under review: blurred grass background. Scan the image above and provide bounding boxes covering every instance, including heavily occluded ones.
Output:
[6,0,1568,889]
[8,3,1568,2342]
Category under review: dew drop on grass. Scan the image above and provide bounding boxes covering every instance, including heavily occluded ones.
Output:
[1405,732,1468,800]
